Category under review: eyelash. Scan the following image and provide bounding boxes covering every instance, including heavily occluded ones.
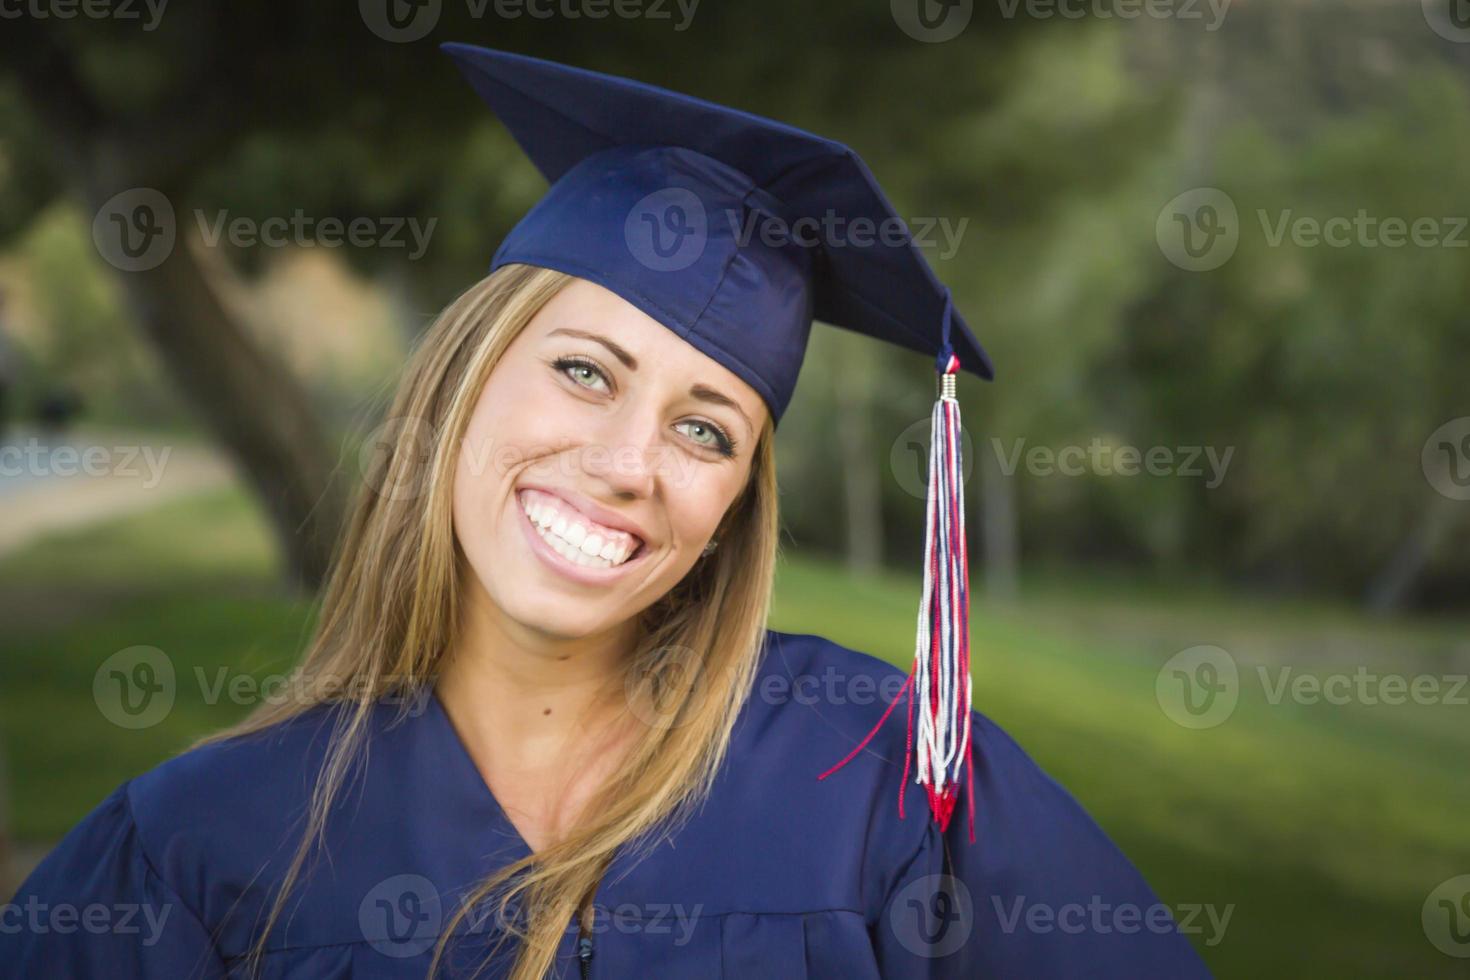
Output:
[549,355,738,458]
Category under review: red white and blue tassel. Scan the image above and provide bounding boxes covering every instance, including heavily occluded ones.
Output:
[819,289,976,843]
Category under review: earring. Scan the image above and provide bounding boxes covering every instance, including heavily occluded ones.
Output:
[702,539,719,556]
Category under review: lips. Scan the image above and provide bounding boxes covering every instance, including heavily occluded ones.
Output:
[517,488,645,570]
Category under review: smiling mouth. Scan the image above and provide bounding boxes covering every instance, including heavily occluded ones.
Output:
[517,488,645,570]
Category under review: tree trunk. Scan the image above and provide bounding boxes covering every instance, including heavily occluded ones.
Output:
[1364,493,1461,614]
[12,41,346,591]
[103,227,347,591]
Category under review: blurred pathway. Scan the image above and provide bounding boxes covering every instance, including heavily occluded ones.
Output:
[0,428,235,558]
[2,429,236,894]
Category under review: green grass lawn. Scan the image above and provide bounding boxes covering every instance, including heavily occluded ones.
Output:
[2,487,1466,977]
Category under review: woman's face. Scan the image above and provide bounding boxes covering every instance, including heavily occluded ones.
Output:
[452,277,770,643]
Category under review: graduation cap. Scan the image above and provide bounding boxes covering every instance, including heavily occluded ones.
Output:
[443,43,983,839]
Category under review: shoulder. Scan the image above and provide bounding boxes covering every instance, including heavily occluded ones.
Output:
[120,703,351,912]
[754,631,1143,855]
[754,635,1210,975]
[746,630,1129,888]
[722,632,973,909]
[129,703,339,832]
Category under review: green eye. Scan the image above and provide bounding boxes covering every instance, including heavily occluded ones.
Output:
[554,357,611,393]
[676,420,735,457]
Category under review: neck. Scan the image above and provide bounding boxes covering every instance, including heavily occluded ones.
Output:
[435,587,638,777]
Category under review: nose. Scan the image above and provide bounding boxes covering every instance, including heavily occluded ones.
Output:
[581,404,662,500]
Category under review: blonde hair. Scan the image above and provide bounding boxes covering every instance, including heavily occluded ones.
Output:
[204,263,780,979]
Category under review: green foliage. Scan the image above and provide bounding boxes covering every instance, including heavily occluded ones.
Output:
[1,3,1466,605]
[12,204,185,429]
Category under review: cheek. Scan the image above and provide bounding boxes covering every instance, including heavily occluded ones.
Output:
[457,370,579,490]
[664,468,750,548]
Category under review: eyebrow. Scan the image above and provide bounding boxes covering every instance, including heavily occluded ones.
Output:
[547,328,638,370]
[690,383,755,437]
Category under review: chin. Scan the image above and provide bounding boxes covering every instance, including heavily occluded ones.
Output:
[502,587,646,644]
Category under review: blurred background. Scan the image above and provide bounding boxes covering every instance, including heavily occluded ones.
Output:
[1,2,1467,976]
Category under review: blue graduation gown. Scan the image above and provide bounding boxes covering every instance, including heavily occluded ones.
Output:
[2,631,1212,978]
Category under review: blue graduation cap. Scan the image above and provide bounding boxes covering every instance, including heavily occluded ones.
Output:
[441,42,994,421]
[443,43,984,838]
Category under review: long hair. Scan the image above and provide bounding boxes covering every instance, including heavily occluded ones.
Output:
[203,262,780,979]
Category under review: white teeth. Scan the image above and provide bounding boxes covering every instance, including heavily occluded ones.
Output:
[519,490,641,570]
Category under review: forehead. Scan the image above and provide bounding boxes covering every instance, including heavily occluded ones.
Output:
[524,277,770,418]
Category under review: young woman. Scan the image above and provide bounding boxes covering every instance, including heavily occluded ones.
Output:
[2,46,1212,980]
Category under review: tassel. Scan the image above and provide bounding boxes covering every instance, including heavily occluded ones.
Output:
[911,350,973,838]
[818,290,976,844]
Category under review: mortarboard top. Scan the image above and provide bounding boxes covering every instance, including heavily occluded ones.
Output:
[440,42,994,421]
